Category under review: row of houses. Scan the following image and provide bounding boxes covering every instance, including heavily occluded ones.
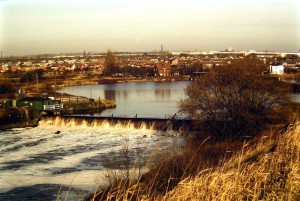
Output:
[1,51,300,76]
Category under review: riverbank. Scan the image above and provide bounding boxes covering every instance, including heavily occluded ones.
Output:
[19,76,190,97]
[0,120,39,130]
[85,122,299,200]
[163,123,300,200]
[0,98,117,130]
[0,108,39,130]
[0,85,117,130]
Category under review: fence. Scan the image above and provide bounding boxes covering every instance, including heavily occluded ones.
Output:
[44,104,63,111]
[60,96,92,103]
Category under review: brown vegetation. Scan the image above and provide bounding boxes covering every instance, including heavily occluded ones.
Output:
[179,56,290,141]
[163,123,300,200]
[103,50,119,76]
[0,108,37,128]
[85,122,300,201]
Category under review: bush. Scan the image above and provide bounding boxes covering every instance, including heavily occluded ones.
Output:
[19,69,44,83]
[179,56,290,141]
[0,83,15,94]
[0,108,26,125]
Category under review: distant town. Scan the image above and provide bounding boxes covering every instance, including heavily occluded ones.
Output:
[1,47,300,79]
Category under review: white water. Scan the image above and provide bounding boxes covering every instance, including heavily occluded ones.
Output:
[0,117,180,195]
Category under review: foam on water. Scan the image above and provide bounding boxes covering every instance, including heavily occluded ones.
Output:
[0,117,180,195]
[38,116,154,132]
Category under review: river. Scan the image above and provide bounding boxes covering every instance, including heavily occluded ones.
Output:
[0,118,182,200]
[57,81,190,118]
[0,81,189,200]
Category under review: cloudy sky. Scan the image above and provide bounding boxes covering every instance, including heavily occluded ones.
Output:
[0,0,299,56]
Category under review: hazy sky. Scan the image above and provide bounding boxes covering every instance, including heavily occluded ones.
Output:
[0,0,299,56]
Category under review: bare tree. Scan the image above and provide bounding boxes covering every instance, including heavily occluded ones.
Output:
[103,49,119,76]
[179,56,289,141]
[190,60,204,73]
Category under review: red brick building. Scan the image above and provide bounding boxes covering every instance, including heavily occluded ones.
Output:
[155,63,171,77]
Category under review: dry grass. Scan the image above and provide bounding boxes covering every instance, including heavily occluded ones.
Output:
[85,123,300,201]
[163,123,300,201]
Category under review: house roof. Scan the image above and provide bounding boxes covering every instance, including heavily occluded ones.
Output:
[156,63,171,69]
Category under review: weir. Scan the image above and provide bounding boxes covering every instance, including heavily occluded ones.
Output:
[41,115,194,131]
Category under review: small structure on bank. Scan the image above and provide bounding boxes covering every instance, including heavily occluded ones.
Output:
[1,94,63,115]
[17,97,63,115]
[270,65,285,75]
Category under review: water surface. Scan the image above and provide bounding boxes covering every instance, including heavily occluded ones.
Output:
[57,81,190,118]
[0,118,180,200]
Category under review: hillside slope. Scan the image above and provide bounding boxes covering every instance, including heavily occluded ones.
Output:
[163,124,300,200]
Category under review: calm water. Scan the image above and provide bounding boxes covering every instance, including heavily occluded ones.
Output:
[57,81,190,118]
[281,80,300,103]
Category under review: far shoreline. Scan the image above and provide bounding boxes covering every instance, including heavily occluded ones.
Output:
[53,76,190,90]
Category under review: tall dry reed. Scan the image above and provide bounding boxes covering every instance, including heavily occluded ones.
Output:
[163,123,300,201]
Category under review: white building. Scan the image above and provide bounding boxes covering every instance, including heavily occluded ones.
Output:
[270,65,284,75]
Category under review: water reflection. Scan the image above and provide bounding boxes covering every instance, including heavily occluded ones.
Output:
[104,90,116,101]
[58,81,190,118]
[155,89,171,100]
[91,82,300,117]
[122,90,128,100]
